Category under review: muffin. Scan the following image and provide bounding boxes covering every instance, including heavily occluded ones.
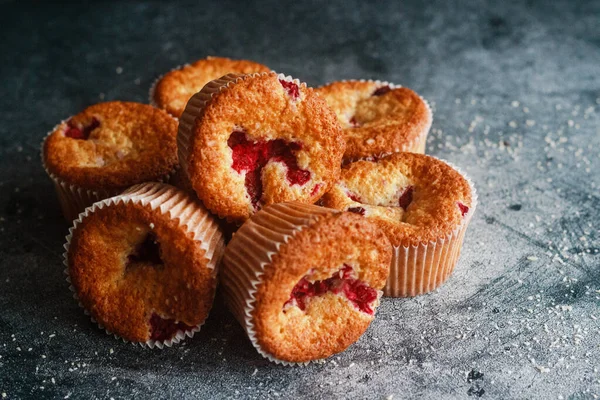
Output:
[315,80,432,163]
[178,72,346,224]
[221,202,391,364]
[150,56,270,118]
[321,152,476,297]
[42,101,178,221]
[64,183,224,348]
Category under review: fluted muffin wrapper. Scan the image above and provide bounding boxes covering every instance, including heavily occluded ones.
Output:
[177,73,245,182]
[383,161,477,297]
[63,182,225,349]
[327,79,433,165]
[41,124,175,222]
[221,202,336,365]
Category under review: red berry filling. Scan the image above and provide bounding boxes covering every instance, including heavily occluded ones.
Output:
[347,207,366,216]
[398,186,414,210]
[149,313,194,342]
[127,233,162,267]
[458,201,469,217]
[349,116,360,128]
[310,183,323,197]
[228,131,311,208]
[372,86,391,96]
[347,191,362,202]
[65,117,100,140]
[283,264,379,315]
[279,79,300,100]
[363,155,383,162]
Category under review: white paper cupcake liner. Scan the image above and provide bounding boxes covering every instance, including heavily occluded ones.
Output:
[383,161,478,297]
[221,202,335,365]
[63,182,225,348]
[316,79,433,165]
[41,122,177,222]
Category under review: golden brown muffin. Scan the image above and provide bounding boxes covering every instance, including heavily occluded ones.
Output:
[321,152,476,297]
[167,166,195,195]
[178,72,346,224]
[65,183,224,348]
[42,101,178,221]
[221,202,391,364]
[151,56,270,118]
[315,80,431,163]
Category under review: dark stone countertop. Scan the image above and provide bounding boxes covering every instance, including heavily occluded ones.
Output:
[0,0,599,399]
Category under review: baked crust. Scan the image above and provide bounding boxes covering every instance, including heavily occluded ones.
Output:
[68,192,217,342]
[250,211,391,363]
[43,102,178,190]
[321,152,473,246]
[181,72,345,223]
[153,56,270,117]
[315,80,431,162]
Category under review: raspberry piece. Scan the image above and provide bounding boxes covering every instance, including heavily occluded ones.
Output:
[271,143,311,185]
[65,117,100,140]
[149,313,194,341]
[364,155,382,162]
[229,131,311,208]
[458,201,469,217]
[347,192,362,202]
[310,183,323,197]
[127,233,162,267]
[244,168,263,209]
[343,279,379,314]
[372,86,391,96]
[398,186,414,210]
[283,264,378,315]
[347,207,366,216]
[279,79,300,100]
[349,116,360,127]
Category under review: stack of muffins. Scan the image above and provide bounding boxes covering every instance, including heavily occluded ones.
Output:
[42,56,476,364]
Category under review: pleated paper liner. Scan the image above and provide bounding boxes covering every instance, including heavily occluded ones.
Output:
[63,182,225,349]
[221,202,335,365]
[383,161,478,297]
[41,122,176,222]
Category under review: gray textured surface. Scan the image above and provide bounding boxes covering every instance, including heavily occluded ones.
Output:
[1,0,599,399]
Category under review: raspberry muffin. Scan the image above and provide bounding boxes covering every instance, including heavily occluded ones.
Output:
[221,202,391,364]
[150,56,270,118]
[315,80,432,163]
[321,152,476,297]
[178,72,345,224]
[64,183,224,348]
[42,102,178,221]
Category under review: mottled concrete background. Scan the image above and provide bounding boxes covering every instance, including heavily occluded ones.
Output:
[0,0,598,399]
